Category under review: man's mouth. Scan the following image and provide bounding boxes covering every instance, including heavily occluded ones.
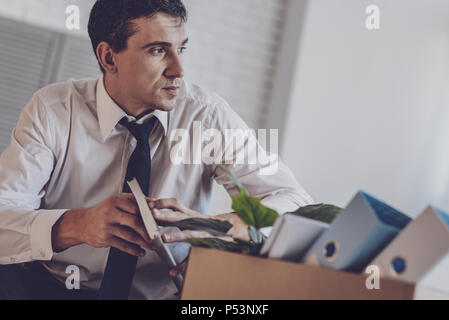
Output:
[162,86,180,96]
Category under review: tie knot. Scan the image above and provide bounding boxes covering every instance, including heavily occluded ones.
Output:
[119,117,156,142]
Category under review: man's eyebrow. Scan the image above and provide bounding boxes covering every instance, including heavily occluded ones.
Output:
[142,38,189,49]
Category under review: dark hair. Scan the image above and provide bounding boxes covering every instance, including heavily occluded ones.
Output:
[88,0,187,73]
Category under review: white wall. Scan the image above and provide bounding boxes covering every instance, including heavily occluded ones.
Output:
[282,0,449,216]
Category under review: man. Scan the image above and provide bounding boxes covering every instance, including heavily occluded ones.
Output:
[0,0,314,299]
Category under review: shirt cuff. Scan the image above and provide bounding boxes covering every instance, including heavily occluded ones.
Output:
[30,209,68,261]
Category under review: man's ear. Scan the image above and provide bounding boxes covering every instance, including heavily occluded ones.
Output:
[96,42,118,73]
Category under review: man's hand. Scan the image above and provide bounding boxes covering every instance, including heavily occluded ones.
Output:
[147,198,250,243]
[52,193,153,257]
[146,197,250,278]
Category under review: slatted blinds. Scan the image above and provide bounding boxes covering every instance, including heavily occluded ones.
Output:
[0,18,55,152]
[0,17,100,153]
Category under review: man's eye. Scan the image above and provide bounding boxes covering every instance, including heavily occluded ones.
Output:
[149,47,165,55]
[178,46,187,55]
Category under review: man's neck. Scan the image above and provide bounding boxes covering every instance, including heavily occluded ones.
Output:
[103,75,154,119]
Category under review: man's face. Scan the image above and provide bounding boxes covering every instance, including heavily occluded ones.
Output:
[113,13,188,112]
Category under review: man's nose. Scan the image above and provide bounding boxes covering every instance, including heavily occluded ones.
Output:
[164,54,184,79]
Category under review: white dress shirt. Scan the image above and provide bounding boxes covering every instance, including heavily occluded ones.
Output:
[0,76,314,299]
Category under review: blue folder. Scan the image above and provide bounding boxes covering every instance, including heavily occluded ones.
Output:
[302,191,412,273]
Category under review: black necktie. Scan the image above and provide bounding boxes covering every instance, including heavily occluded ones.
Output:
[98,116,156,300]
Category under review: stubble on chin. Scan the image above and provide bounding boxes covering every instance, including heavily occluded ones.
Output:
[147,98,176,112]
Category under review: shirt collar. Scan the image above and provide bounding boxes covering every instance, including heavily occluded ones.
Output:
[96,75,168,141]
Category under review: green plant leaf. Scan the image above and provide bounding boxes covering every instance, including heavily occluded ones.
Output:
[217,164,279,229]
[289,204,342,224]
[187,237,262,256]
[231,188,256,226]
[232,189,279,229]
[164,218,232,237]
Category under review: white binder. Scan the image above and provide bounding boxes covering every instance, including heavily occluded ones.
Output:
[260,213,329,262]
[370,206,449,294]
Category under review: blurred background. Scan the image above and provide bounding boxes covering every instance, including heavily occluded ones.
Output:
[0,0,448,217]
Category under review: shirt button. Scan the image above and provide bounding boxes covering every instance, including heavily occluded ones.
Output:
[40,250,46,258]
[10,257,16,263]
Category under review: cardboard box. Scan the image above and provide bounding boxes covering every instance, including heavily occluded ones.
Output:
[181,247,447,300]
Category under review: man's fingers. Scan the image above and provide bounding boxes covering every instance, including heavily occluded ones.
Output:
[162,230,213,243]
[108,236,146,257]
[147,198,206,221]
[114,210,153,244]
[152,208,186,223]
[214,213,251,241]
[148,198,189,213]
[110,225,152,250]
[112,194,139,215]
